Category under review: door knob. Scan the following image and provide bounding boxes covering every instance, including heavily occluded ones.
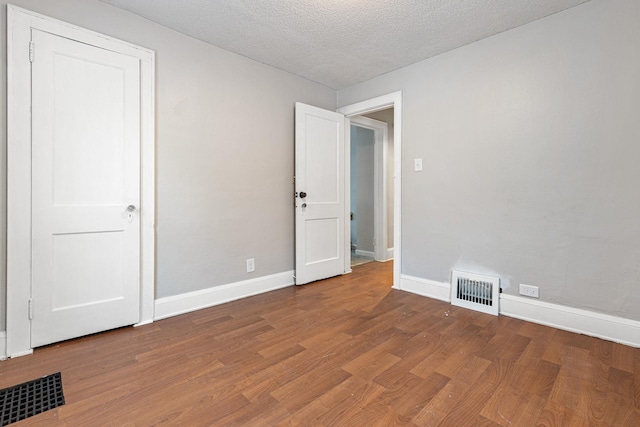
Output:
[299,191,307,198]
[127,205,137,212]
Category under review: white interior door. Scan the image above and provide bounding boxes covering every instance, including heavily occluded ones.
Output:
[30,29,141,347]
[295,103,346,285]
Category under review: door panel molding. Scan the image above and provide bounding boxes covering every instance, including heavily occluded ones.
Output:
[6,5,156,358]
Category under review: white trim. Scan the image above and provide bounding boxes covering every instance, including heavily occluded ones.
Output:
[6,5,32,357]
[400,275,451,302]
[3,350,33,360]
[155,271,295,320]
[500,295,640,348]
[0,332,6,360]
[397,275,640,348]
[386,248,394,260]
[139,42,156,327]
[343,116,352,275]
[6,6,156,357]
[338,92,402,289]
[355,249,375,258]
[350,116,389,263]
[1,332,33,359]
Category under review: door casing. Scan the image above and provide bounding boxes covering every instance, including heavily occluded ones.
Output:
[6,5,156,358]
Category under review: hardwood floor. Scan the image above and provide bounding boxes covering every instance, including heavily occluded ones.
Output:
[1,261,638,426]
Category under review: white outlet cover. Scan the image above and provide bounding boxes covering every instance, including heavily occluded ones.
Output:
[519,283,539,298]
[414,158,423,172]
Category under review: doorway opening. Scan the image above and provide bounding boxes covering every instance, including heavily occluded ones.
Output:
[349,109,394,268]
[294,92,401,287]
[338,91,402,288]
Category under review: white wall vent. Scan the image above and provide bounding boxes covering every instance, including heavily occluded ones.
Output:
[451,271,500,316]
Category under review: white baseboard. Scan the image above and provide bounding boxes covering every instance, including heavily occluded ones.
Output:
[155,270,295,320]
[355,249,375,258]
[0,332,6,361]
[386,248,394,260]
[500,294,640,348]
[398,275,640,348]
[134,319,154,328]
[400,274,451,302]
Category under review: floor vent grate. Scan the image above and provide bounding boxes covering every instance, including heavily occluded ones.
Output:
[451,271,499,316]
[0,372,65,426]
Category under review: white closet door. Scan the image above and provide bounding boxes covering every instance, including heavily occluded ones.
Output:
[31,29,141,347]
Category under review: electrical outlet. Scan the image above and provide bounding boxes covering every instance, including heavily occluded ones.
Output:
[414,158,423,172]
[519,284,539,298]
[246,258,255,273]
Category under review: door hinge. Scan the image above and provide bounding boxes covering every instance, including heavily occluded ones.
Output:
[29,41,34,62]
[28,298,34,320]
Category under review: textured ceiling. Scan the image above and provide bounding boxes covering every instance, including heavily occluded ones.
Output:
[100,0,590,89]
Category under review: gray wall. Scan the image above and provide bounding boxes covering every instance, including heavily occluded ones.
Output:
[0,0,336,331]
[350,126,375,253]
[338,0,640,321]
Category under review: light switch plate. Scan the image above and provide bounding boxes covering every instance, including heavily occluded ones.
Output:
[414,158,423,172]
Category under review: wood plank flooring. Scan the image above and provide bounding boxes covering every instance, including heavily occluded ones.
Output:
[1,261,638,426]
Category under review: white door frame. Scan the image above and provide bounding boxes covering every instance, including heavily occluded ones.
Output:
[6,6,156,358]
[349,116,389,263]
[338,92,402,288]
